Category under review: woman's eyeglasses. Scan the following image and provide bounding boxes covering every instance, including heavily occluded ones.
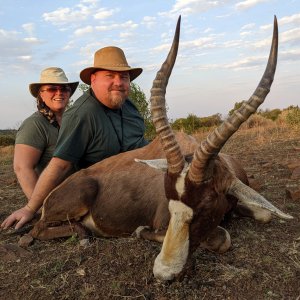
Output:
[40,86,71,94]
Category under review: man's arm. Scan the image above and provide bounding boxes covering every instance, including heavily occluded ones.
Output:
[1,157,73,230]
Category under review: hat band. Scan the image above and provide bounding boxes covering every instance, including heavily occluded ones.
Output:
[94,64,130,68]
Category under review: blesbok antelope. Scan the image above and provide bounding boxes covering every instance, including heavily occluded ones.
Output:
[30,16,293,281]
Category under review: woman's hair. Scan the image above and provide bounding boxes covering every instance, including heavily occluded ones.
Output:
[36,95,59,128]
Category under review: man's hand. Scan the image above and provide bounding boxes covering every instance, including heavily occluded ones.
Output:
[1,205,35,230]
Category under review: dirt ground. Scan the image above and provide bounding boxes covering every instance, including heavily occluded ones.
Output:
[0,125,299,300]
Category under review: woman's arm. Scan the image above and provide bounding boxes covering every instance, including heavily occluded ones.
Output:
[13,144,42,199]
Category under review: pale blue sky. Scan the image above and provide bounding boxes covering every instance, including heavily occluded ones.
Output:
[0,0,299,129]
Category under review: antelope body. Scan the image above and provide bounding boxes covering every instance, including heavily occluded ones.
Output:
[30,16,293,281]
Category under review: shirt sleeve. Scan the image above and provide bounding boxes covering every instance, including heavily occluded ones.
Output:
[15,116,48,151]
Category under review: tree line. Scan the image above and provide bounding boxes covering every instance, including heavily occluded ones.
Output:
[1,83,299,147]
[79,83,300,140]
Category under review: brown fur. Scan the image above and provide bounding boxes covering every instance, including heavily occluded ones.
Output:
[30,132,246,244]
[183,159,238,252]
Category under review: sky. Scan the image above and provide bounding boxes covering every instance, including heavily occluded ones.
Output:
[0,0,299,129]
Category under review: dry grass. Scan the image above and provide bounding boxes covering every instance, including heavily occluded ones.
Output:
[193,120,300,150]
[0,122,300,299]
[0,145,14,165]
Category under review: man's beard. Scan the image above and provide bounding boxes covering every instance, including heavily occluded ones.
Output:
[109,92,126,109]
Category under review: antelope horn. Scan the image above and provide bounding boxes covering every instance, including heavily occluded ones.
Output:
[188,16,278,184]
[150,16,185,175]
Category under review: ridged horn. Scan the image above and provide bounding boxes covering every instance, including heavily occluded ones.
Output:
[188,16,278,184]
[150,16,185,175]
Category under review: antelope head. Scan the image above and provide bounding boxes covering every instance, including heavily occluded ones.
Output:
[137,16,293,281]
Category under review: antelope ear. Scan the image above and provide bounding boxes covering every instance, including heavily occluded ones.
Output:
[134,158,168,171]
[228,178,293,220]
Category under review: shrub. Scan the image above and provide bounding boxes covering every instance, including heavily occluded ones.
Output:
[171,114,201,135]
[0,135,15,146]
[258,108,281,121]
[199,114,222,127]
[240,114,273,130]
[284,106,300,127]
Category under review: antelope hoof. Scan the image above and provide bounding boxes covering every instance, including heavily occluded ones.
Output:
[133,226,150,238]
[200,226,231,253]
[153,254,179,281]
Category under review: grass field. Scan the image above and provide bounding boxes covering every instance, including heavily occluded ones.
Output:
[0,122,299,300]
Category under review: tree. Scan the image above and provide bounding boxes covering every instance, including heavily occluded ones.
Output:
[129,83,150,121]
[228,101,245,116]
[172,118,187,131]
[66,83,89,110]
[129,82,155,140]
[78,83,89,92]
[185,114,201,134]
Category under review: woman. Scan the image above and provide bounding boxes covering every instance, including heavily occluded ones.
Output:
[13,67,79,202]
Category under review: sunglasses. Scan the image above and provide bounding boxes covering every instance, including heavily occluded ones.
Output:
[40,86,71,94]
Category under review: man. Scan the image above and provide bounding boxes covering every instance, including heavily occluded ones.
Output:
[1,46,148,230]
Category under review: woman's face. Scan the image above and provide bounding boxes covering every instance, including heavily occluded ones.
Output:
[39,84,71,113]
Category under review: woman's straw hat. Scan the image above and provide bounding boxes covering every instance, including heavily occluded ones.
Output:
[29,67,79,98]
[80,46,143,85]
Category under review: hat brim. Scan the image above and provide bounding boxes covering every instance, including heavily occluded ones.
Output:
[80,67,143,85]
[29,81,79,98]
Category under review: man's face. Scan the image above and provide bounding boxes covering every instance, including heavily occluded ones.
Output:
[91,70,130,109]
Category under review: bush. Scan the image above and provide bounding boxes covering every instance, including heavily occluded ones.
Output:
[171,114,201,135]
[199,114,222,127]
[240,114,273,129]
[171,114,222,135]
[0,135,15,146]
[258,108,282,121]
[284,107,300,127]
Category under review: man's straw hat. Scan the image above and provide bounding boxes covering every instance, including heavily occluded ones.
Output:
[80,46,143,85]
[29,67,79,98]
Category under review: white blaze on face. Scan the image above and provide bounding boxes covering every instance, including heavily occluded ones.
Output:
[175,166,189,197]
[153,200,193,281]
